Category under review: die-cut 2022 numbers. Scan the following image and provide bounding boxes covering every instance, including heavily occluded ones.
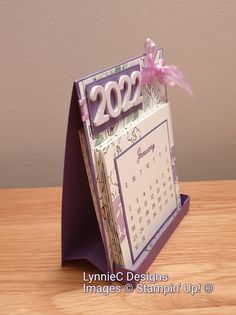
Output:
[89,71,143,127]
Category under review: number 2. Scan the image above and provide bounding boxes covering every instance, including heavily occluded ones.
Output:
[130,71,143,106]
[119,75,133,112]
[90,85,109,127]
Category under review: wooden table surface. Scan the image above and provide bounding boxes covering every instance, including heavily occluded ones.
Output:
[0,180,235,315]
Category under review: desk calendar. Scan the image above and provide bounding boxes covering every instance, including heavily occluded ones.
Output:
[62,39,191,283]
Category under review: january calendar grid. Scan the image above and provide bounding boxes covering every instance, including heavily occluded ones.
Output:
[62,38,190,279]
[114,119,178,263]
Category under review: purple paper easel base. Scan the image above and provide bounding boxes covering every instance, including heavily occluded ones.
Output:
[114,194,190,286]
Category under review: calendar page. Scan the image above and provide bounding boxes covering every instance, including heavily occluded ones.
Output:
[76,53,167,271]
[96,103,181,270]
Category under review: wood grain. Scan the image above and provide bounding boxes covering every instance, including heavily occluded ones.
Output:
[0,180,235,314]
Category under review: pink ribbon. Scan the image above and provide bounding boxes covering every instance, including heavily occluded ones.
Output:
[141,38,192,94]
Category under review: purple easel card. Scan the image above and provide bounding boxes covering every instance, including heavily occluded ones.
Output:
[61,39,190,282]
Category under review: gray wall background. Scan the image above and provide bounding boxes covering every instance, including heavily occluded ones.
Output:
[0,0,235,188]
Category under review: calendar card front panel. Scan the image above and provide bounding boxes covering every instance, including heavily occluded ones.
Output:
[115,120,177,262]
[96,103,181,270]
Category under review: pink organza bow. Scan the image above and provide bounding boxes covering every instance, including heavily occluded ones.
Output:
[141,38,192,94]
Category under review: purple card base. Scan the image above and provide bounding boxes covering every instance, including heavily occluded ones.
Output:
[114,193,190,287]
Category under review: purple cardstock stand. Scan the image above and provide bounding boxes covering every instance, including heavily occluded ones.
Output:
[61,84,190,286]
